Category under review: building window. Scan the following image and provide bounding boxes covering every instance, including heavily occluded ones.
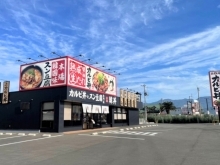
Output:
[114,108,127,123]
[41,102,54,128]
[64,103,82,127]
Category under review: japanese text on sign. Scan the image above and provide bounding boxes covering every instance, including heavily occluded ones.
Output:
[69,89,117,105]
[209,71,220,106]
[2,81,10,104]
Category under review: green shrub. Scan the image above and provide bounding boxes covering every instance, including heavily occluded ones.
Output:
[145,114,218,123]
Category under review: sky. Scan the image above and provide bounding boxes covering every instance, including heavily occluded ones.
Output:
[0,0,220,103]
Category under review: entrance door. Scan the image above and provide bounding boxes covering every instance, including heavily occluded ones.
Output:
[92,114,101,128]
[82,113,94,129]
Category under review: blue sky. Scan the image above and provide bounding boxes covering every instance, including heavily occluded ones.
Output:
[0,0,220,103]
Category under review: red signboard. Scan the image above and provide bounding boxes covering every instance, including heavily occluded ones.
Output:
[19,56,117,96]
[67,57,116,96]
[19,57,67,90]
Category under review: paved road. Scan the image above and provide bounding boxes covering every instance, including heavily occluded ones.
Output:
[0,124,219,165]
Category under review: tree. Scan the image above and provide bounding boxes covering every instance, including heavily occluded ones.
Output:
[162,101,176,114]
[159,103,164,113]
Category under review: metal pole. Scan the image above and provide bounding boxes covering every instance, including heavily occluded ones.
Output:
[141,84,147,123]
[197,87,200,115]
[218,106,220,125]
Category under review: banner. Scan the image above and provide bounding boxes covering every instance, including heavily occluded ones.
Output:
[2,81,10,104]
[131,92,134,107]
[209,71,220,106]
[120,89,124,106]
[124,90,127,107]
[127,91,131,107]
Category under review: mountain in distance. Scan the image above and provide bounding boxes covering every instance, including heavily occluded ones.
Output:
[147,96,214,113]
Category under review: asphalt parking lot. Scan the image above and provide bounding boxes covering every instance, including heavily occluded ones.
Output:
[0,124,220,165]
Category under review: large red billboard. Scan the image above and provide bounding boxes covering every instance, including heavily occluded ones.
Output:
[19,56,117,96]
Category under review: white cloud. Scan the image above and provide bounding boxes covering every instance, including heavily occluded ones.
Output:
[218,4,220,8]
[0,0,218,102]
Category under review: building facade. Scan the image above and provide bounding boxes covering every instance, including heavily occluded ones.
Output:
[0,56,142,132]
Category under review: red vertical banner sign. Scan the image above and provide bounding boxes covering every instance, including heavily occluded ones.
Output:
[68,59,86,88]
[51,59,66,85]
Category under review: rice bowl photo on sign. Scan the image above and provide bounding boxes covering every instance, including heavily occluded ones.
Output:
[92,71,109,93]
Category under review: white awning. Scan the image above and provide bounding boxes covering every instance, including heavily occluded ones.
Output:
[92,105,101,113]
[82,104,92,113]
[102,106,109,114]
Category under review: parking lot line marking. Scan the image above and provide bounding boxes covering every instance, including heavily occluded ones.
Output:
[0,135,63,147]
[149,133,158,136]
[0,136,26,140]
[78,134,145,140]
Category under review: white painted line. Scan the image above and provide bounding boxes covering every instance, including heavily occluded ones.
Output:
[142,132,151,135]
[133,132,144,135]
[123,132,133,134]
[107,131,124,134]
[0,133,3,135]
[0,136,27,140]
[102,131,107,134]
[138,127,140,128]
[130,128,133,130]
[28,133,36,136]
[5,133,13,135]
[42,134,51,137]
[78,134,145,140]
[91,132,98,135]
[0,135,63,147]
[120,129,124,131]
[149,133,158,136]
[134,127,137,129]
[126,128,130,130]
[18,133,25,136]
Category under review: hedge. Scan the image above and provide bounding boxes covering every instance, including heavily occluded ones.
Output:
[145,114,219,123]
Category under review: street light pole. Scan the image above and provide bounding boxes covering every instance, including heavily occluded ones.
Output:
[141,84,147,123]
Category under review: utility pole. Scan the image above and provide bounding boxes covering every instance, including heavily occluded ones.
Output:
[197,87,200,115]
[141,84,147,123]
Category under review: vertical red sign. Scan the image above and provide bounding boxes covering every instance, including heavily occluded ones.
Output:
[51,60,65,85]
[68,59,86,87]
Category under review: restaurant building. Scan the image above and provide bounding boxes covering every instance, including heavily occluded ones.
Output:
[0,56,143,132]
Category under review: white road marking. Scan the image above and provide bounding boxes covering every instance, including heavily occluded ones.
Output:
[105,131,159,136]
[149,133,158,136]
[142,132,151,135]
[78,134,145,140]
[0,136,26,140]
[0,135,63,147]
[42,134,51,137]
[28,133,36,136]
